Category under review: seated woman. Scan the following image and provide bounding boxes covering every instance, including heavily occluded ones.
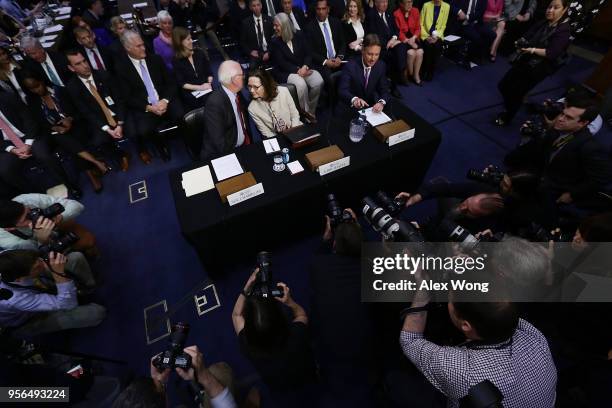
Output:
[483,0,505,62]
[0,45,27,104]
[419,0,450,81]
[153,11,175,71]
[172,26,214,111]
[108,16,128,56]
[394,0,424,84]
[247,69,302,138]
[270,12,323,119]
[342,0,366,56]
[22,74,109,192]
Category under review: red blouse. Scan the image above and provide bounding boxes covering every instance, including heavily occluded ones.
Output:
[394,7,421,42]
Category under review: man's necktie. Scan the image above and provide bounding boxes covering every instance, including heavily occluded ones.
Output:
[91,49,105,70]
[235,95,251,145]
[322,22,334,59]
[0,115,26,149]
[43,62,62,87]
[139,60,158,105]
[256,18,264,49]
[381,13,388,28]
[87,80,116,127]
[364,67,371,89]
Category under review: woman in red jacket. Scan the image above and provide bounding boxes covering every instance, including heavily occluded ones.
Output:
[394,0,424,85]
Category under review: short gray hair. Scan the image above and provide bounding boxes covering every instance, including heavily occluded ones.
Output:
[120,29,141,48]
[490,236,552,290]
[275,13,293,43]
[157,10,172,22]
[218,60,242,85]
[20,35,41,51]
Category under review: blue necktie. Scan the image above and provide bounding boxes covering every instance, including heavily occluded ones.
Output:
[43,62,62,87]
[139,61,158,104]
[322,22,334,59]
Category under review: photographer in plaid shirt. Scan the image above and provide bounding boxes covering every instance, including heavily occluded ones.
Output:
[398,273,557,407]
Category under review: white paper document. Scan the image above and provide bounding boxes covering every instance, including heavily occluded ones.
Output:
[54,15,70,21]
[43,25,63,34]
[364,107,392,127]
[263,138,281,154]
[40,35,58,42]
[181,165,215,197]
[211,153,244,181]
[444,35,461,42]
[287,161,304,175]
[133,2,148,8]
[58,6,72,14]
[41,42,54,49]
[120,13,133,19]
[191,89,212,99]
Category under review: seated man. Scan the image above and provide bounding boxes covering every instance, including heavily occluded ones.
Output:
[81,0,106,31]
[65,50,129,173]
[338,34,390,115]
[240,0,274,68]
[202,61,251,161]
[281,0,306,32]
[74,26,114,73]
[0,250,105,337]
[0,193,97,257]
[450,0,495,61]
[0,93,81,198]
[305,0,346,82]
[0,0,42,24]
[398,288,557,406]
[20,36,71,88]
[114,30,183,164]
[365,0,409,85]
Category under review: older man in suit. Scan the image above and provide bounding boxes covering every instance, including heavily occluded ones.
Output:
[281,0,306,32]
[240,0,274,68]
[74,26,114,73]
[305,0,346,83]
[20,36,71,87]
[338,34,391,115]
[113,30,183,163]
[202,60,251,161]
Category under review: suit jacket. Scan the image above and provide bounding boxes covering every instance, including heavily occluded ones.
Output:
[240,14,274,55]
[366,8,399,44]
[81,9,106,29]
[113,53,177,112]
[173,48,213,109]
[327,0,346,20]
[203,88,248,160]
[305,17,346,67]
[65,70,126,133]
[287,8,306,31]
[270,32,312,83]
[78,44,114,73]
[23,51,72,86]
[420,0,451,39]
[0,93,41,151]
[452,0,487,24]
[25,86,79,133]
[338,58,390,107]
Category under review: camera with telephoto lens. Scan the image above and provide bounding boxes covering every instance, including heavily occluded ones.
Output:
[514,37,530,49]
[532,99,564,121]
[519,118,548,139]
[459,380,503,408]
[375,191,407,217]
[438,218,503,253]
[327,194,354,228]
[38,232,79,261]
[466,166,505,188]
[26,203,65,223]
[152,322,192,370]
[361,196,425,242]
[249,252,283,298]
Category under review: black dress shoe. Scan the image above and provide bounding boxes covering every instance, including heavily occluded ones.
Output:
[68,185,83,199]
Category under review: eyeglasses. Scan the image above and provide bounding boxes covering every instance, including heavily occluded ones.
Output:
[247,84,263,90]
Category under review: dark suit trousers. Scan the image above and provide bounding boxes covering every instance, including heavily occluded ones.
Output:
[127,100,184,151]
[381,42,408,76]
[421,40,443,76]
[458,23,495,58]
[498,60,550,121]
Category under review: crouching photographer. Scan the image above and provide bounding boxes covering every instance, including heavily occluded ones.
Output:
[0,193,98,258]
[232,253,317,406]
[0,250,105,337]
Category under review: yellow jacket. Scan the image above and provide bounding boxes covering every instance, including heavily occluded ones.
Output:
[420,1,450,40]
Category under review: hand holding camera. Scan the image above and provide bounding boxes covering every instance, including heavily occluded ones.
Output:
[33,217,56,244]
[395,192,422,208]
[48,252,69,283]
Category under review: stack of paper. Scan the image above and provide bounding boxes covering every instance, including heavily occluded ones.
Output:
[191,89,213,99]
[364,107,392,127]
[211,153,244,181]
[55,14,70,21]
[287,161,304,175]
[58,6,72,15]
[43,24,63,34]
[181,165,215,197]
[263,138,281,154]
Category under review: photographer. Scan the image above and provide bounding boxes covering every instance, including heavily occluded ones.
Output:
[496,0,570,126]
[0,250,105,337]
[113,345,238,408]
[395,278,557,407]
[232,269,317,404]
[0,193,97,257]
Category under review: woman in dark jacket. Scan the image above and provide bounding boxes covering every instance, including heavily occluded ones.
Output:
[496,0,570,126]
[172,26,214,111]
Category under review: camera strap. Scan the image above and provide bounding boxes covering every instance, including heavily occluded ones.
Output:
[8,229,34,240]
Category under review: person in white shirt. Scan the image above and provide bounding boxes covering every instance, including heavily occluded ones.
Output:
[0,46,27,104]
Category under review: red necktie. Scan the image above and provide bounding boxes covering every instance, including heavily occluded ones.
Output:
[91,48,105,70]
[0,115,26,149]
[235,95,251,145]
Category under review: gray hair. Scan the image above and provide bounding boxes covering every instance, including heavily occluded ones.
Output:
[20,35,41,51]
[110,16,127,32]
[218,60,242,85]
[157,10,172,23]
[275,12,294,43]
[120,29,141,48]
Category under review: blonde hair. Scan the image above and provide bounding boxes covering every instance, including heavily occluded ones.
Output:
[342,0,364,22]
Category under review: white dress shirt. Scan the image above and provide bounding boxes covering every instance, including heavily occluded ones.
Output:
[253,15,268,51]
[42,53,64,87]
[288,11,301,31]
[0,110,33,152]
[7,64,27,103]
[222,85,245,147]
[85,46,105,70]
[128,55,160,103]
[351,19,364,41]
[318,18,336,63]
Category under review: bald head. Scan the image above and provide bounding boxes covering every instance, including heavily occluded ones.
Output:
[218,60,244,93]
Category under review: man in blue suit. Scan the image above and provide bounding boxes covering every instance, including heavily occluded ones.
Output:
[338,34,391,114]
[450,0,495,61]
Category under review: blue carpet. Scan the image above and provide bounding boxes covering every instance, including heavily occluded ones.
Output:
[43,52,611,403]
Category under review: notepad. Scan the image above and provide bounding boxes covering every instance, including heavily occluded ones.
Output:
[287,161,304,175]
[43,25,63,34]
[55,15,70,21]
[211,153,244,181]
[58,6,72,14]
[40,35,58,42]
[181,165,215,197]
[263,138,281,154]
[444,35,461,42]
[363,107,392,127]
[133,2,148,8]
[191,89,213,98]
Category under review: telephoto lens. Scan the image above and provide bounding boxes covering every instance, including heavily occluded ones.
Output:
[153,322,192,370]
[26,203,65,223]
[376,191,406,217]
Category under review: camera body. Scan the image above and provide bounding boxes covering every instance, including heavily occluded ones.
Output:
[438,219,503,253]
[514,37,530,49]
[250,252,283,298]
[466,166,505,188]
[39,232,79,261]
[375,191,406,217]
[152,323,192,370]
[361,196,424,242]
[26,203,65,223]
[326,194,354,228]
